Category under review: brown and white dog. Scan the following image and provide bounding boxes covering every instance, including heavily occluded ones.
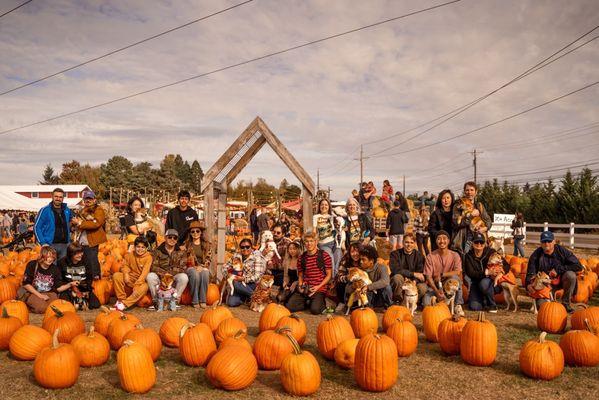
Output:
[402,279,419,316]
[219,255,244,304]
[437,278,460,315]
[502,271,552,314]
[250,274,275,312]
[345,267,372,315]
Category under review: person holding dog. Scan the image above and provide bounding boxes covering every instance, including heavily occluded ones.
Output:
[184,221,212,309]
[333,242,362,313]
[525,231,582,313]
[113,236,152,311]
[58,243,101,309]
[422,230,465,316]
[123,196,153,244]
[353,245,393,310]
[166,190,198,246]
[451,181,492,255]
[227,238,268,307]
[389,233,427,305]
[71,190,105,282]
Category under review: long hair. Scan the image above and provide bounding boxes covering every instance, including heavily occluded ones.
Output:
[282,240,302,270]
[435,189,455,211]
[184,229,211,263]
[317,198,332,215]
[126,196,145,215]
[38,245,57,264]
[340,242,362,269]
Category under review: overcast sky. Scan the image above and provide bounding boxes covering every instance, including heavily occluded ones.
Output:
[0,0,597,200]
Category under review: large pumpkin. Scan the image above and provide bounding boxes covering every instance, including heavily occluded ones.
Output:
[438,315,467,356]
[253,327,294,370]
[107,313,138,350]
[219,331,253,352]
[520,332,564,380]
[33,329,80,389]
[422,300,451,342]
[42,305,86,343]
[214,317,247,344]
[354,334,398,392]
[460,312,497,367]
[382,305,412,331]
[571,307,599,330]
[94,306,122,336]
[559,320,599,367]
[334,338,360,369]
[206,283,220,305]
[280,333,321,396]
[9,325,52,360]
[206,345,258,390]
[1,299,29,325]
[117,340,156,394]
[71,327,110,367]
[159,317,189,348]
[316,314,355,360]
[259,303,291,332]
[350,307,379,338]
[200,305,233,333]
[0,275,17,303]
[386,319,418,357]
[179,322,217,367]
[42,299,76,324]
[123,324,162,361]
[537,302,567,334]
[275,313,307,345]
[0,307,22,350]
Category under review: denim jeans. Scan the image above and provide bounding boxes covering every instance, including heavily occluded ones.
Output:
[227,281,256,307]
[513,238,525,257]
[468,277,496,310]
[318,240,340,276]
[186,267,210,304]
[147,272,188,300]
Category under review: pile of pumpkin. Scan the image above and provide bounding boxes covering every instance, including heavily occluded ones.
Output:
[0,247,41,304]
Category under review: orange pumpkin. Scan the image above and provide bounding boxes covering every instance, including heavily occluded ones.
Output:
[136,293,153,308]
[1,299,29,325]
[200,305,233,333]
[92,279,112,305]
[520,331,564,380]
[206,344,258,390]
[123,324,163,361]
[71,327,111,367]
[381,305,412,331]
[316,314,355,360]
[334,338,360,369]
[0,307,22,350]
[94,306,121,336]
[179,286,192,306]
[537,301,567,334]
[0,275,17,303]
[33,329,80,389]
[280,333,321,396]
[259,303,291,332]
[107,313,138,350]
[117,340,156,394]
[438,315,467,356]
[206,283,220,305]
[422,299,451,342]
[253,327,294,370]
[275,313,307,345]
[214,317,247,344]
[386,319,418,357]
[559,320,599,367]
[42,306,86,343]
[179,322,217,367]
[460,312,497,367]
[354,334,398,392]
[42,299,76,323]
[350,307,379,338]
[219,331,253,352]
[571,307,599,330]
[9,324,52,361]
[159,317,189,348]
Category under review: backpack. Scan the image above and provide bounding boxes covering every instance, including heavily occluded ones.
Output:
[299,250,327,277]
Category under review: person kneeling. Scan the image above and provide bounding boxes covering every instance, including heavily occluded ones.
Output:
[345,246,392,312]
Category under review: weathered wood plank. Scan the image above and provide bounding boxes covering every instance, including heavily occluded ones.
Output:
[302,184,313,233]
[224,135,266,184]
[216,181,227,280]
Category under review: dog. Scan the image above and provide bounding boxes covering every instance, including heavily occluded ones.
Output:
[157,273,177,311]
[220,255,245,304]
[486,253,508,287]
[134,208,152,233]
[250,274,275,312]
[70,284,89,311]
[345,267,372,315]
[457,197,482,231]
[436,278,460,315]
[259,230,281,264]
[502,271,552,314]
[402,279,419,316]
[64,265,89,311]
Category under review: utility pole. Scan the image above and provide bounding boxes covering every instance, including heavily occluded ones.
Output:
[327,186,331,200]
[470,149,483,184]
[354,145,369,187]
[317,169,320,192]
[403,175,406,196]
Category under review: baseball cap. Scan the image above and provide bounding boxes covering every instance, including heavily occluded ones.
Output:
[82,190,95,199]
[540,231,554,243]
[165,229,179,237]
[472,232,485,243]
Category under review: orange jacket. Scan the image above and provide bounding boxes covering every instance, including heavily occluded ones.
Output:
[78,204,107,247]
[121,252,152,286]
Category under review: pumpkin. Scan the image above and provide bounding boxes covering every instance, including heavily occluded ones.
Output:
[259,303,291,332]
[559,320,599,367]
[354,334,398,392]
[42,305,86,343]
[219,330,253,352]
[206,344,258,390]
[136,293,153,308]
[382,305,412,331]
[0,307,23,350]
[422,299,451,342]
[159,317,189,348]
[42,299,76,323]
[9,324,52,360]
[179,286,192,306]
[334,338,360,369]
[316,314,355,359]
[200,305,233,333]
[214,317,247,344]
[33,329,80,389]
[571,307,599,330]
[92,279,112,305]
[253,327,294,370]
[0,275,17,303]
[438,315,467,356]
[280,333,321,396]
[179,322,217,367]
[117,340,156,394]
[71,327,110,367]
[520,332,564,380]
[107,313,138,350]
[206,283,220,305]
[460,312,498,367]
[275,313,307,345]
[537,301,567,334]
[350,307,379,338]
[94,306,122,336]
[1,299,29,325]
[386,319,418,357]
[123,324,162,361]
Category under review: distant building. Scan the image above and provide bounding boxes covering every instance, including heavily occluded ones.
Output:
[0,185,90,210]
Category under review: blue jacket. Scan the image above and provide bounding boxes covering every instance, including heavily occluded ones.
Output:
[34,202,73,245]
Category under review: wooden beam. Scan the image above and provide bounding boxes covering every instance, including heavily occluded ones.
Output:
[216,181,227,280]
[204,182,215,271]
[302,184,313,233]
[224,135,266,184]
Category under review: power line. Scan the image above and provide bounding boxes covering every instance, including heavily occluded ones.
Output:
[0,0,32,19]
[478,158,599,178]
[0,0,463,136]
[0,0,254,97]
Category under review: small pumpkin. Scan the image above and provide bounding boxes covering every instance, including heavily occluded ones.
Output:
[280,333,321,396]
[1,299,29,325]
[159,317,189,348]
[350,307,379,338]
[117,340,156,394]
[559,319,599,367]
[219,330,253,352]
[438,315,467,356]
[0,275,17,303]
[33,329,80,389]
[382,305,412,331]
[9,324,52,360]
[386,319,418,357]
[42,299,76,323]
[179,322,217,367]
[520,332,564,380]
[206,344,258,390]
[42,305,86,343]
[275,313,307,345]
[259,303,291,332]
[123,324,162,361]
[107,313,138,350]
[253,327,294,370]
[200,305,233,333]
[94,306,121,336]
[460,312,498,367]
[354,334,398,392]
[92,279,112,305]
[0,306,23,350]
[71,327,110,367]
[214,317,247,344]
[316,314,355,360]
[422,299,451,343]
[334,338,360,369]
[206,283,220,305]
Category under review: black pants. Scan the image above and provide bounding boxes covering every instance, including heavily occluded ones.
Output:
[271,269,284,287]
[286,291,326,315]
[83,245,101,278]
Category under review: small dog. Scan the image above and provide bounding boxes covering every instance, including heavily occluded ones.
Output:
[438,278,460,315]
[502,271,552,314]
[70,284,89,311]
[134,208,152,233]
[345,267,372,315]
[259,230,281,263]
[157,273,177,311]
[250,274,275,312]
[220,255,245,304]
[457,197,482,231]
[402,279,419,316]
[486,253,507,287]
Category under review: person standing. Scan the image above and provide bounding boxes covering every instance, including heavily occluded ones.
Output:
[256,206,270,235]
[386,200,407,250]
[249,207,259,245]
[313,199,338,273]
[414,205,431,256]
[452,182,492,255]
[344,197,374,248]
[34,188,73,261]
[511,212,526,257]
[428,189,455,251]
[166,190,198,246]
[71,190,105,282]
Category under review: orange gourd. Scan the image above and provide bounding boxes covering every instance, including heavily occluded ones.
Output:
[9,325,52,361]
[1,299,29,325]
[117,340,156,394]
[71,327,110,367]
[520,332,564,380]
[200,305,233,333]
[107,313,138,350]
[316,314,355,360]
[33,329,80,389]
[354,334,398,392]
[253,327,294,370]
[179,322,217,367]
[350,307,379,338]
[559,320,599,367]
[94,306,121,336]
[280,333,321,396]
[334,338,360,369]
[214,317,247,344]
[123,324,162,361]
[537,301,567,334]
[259,303,291,332]
[422,299,451,342]
[438,315,467,356]
[275,313,307,345]
[386,319,418,357]
[159,317,189,348]
[42,305,86,343]
[0,307,22,350]
[206,345,258,390]
[381,305,412,331]
[460,312,498,367]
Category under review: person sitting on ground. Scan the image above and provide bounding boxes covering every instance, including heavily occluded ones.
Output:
[386,200,408,251]
[147,229,188,310]
[422,230,465,316]
[350,245,392,310]
[20,246,76,313]
[279,240,302,303]
[525,231,583,313]
[58,243,101,309]
[286,231,332,315]
[184,221,212,309]
[113,237,152,311]
[389,233,427,305]
[227,238,268,307]
[333,242,362,313]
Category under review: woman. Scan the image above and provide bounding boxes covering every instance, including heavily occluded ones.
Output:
[452,181,492,255]
[20,246,75,313]
[414,205,431,256]
[184,221,212,308]
[123,196,150,247]
[381,179,394,210]
[313,199,338,273]
[511,212,525,257]
[428,189,455,251]
[333,242,362,313]
[344,197,374,249]
[279,240,301,303]
[58,243,101,309]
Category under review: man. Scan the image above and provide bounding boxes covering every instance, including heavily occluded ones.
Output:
[423,230,465,316]
[227,238,268,307]
[525,231,582,313]
[71,190,106,280]
[268,224,291,287]
[353,245,392,309]
[287,231,332,315]
[389,233,427,304]
[256,207,270,235]
[452,181,492,255]
[2,212,13,237]
[147,229,188,310]
[386,200,407,250]
[166,190,198,246]
[34,187,72,260]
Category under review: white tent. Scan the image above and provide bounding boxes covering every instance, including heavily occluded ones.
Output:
[0,189,40,212]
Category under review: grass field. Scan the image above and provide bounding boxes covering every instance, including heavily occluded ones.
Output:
[1,290,598,400]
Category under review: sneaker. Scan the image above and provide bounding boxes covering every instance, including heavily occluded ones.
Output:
[175,304,182,310]
[564,304,575,314]
[192,304,201,309]
[454,305,465,317]
[200,303,207,309]
[488,305,498,314]
[113,301,126,312]
[335,303,346,314]
[147,305,156,311]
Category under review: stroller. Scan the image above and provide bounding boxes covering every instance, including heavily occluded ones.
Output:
[1,231,34,252]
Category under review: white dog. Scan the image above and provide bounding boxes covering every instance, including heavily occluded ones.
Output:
[259,230,281,263]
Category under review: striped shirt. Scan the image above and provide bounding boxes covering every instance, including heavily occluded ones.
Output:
[300,250,332,293]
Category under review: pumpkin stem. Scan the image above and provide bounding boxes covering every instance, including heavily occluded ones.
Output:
[89,326,95,336]
[283,331,302,355]
[52,328,60,349]
[431,297,437,306]
[584,318,594,334]
[1,307,8,318]
[326,314,334,321]
[50,305,64,318]
[180,322,195,338]
[289,313,300,321]
[135,323,144,330]
[122,339,135,347]
[538,332,547,343]
[477,311,485,322]
[275,326,293,335]
[233,329,246,339]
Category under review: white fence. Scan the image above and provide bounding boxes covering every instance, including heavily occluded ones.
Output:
[491,221,599,250]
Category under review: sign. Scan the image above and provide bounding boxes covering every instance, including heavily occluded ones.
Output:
[490,213,515,239]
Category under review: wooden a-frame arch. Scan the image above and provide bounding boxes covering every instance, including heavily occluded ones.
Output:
[201,116,315,275]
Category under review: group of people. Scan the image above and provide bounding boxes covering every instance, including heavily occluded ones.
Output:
[0,210,34,239]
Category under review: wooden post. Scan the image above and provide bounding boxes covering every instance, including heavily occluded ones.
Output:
[570,222,575,249]
[109,187,113,215]
[217,182,228,280]
[302,184,313,233]
[205,182,215,246]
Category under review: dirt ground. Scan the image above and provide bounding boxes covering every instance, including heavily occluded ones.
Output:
[1,290,597,400]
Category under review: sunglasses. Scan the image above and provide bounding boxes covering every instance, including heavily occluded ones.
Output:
[273,231,282,235]
[166,235,178,240]
[240,245,252,250]
[473,241,485,245]
[190,229,201,234]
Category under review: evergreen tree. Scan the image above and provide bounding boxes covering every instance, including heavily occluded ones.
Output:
[190,160,203,193]
[40,164,59,184]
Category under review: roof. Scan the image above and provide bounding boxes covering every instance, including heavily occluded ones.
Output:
[0,184,90,193]
[0,189,40,212]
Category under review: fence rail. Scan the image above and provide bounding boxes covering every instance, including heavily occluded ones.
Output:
[491,222,599,250]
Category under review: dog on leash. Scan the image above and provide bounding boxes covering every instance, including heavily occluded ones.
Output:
[250,274,274,312]
[345,267,372,315]
[436,278,460,315]
[402,279,419,316]
[219,255,244,304]
[456,197,483,231]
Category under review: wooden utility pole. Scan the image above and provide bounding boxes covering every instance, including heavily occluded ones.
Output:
[317,169,320,192]
[354,145,369,187]
[403,175,406,196]
[470,149,482,184]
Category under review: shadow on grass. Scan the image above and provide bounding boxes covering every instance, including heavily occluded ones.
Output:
[100,369,121,389]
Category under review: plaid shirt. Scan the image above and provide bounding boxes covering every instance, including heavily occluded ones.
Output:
[239,250,267,284]
[414,216,428,236]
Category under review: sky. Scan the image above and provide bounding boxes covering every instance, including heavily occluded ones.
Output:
[0,0,598,200]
